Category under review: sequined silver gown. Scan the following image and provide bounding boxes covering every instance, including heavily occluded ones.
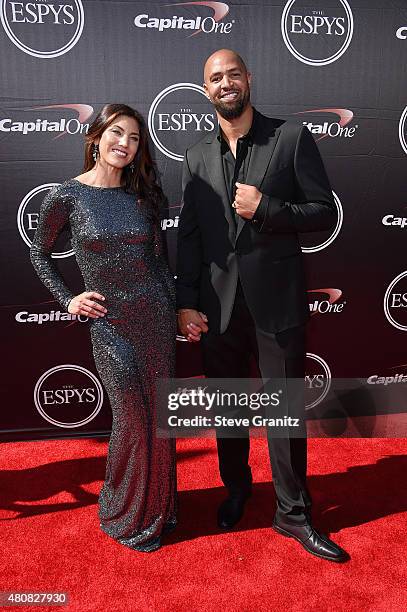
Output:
[30,179,177,550]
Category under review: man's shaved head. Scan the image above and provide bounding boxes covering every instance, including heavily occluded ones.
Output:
[203,49,248,83]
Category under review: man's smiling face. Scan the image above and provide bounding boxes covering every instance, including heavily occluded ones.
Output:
[203,50,251,120]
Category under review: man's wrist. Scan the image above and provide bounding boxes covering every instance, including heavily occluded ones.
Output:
[251,194,269,228]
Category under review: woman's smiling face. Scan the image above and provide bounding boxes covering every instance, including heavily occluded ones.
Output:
[96,115,140,169]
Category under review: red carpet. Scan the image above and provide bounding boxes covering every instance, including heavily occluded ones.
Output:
[1,437,406,611]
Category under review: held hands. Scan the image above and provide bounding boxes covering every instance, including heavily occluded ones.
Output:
[68,291,107,319]
[233,182,262,219]
[178,309,208,342]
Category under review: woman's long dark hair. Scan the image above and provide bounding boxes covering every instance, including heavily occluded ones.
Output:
[84,104,165,217]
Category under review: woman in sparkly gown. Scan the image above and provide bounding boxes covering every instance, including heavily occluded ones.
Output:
[30,104,176,552]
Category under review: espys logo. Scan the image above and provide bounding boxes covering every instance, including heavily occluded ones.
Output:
[17,183,74,258]
[398,106,407,155]
[148,83,215,161]
[134,1,234,37]
[308,288,346,315]
[294,108,357,141]
[281,0,353,66]
[34,364,104,428]
[0,104,93,138]
[305,352,331,410]
[384,271,407,331]
[0,0,84,58]
[301,191,343,253]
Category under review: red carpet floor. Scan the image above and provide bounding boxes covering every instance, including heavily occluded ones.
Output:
[1,437,406,612]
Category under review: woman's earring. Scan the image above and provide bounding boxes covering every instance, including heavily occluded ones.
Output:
[92,143,99,162]
[129,162,135,173]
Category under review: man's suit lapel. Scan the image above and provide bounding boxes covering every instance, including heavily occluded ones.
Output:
[202,134,236,243]
[235,118,282,243]
[201,114,282,245]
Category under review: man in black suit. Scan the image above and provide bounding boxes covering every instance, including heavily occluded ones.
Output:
[176,49,348,562]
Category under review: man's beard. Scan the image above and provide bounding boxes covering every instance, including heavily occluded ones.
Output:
[213,89,250,120]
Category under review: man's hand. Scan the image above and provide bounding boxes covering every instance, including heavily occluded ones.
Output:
[178,309,208,342]
[233,182,262,219]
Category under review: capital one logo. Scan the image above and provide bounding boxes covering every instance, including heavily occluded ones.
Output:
[134,1,234,37]
[399,106,407,155]
[305,353,331,410]
[148,83,215,162]
[384,271,407,331]
[161,215,179,231]
[0,0,84,58]
[15,306,88,326]
[34,364,104,428]
[0,104,93,138]
[367,370,407,386]
[396,27,407,40]
[382,214,407,230]
[295,108,357,141]
[281,0,353,66]
[301,191,343,253]
[17,183,74,258]
[308,288,346,315]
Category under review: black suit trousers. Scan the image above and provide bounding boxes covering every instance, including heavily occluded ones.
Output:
[201,282,312,524]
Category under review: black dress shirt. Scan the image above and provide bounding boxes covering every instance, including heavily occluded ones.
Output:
[217,109,268,227]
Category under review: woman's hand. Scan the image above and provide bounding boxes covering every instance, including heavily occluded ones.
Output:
[177,309,208,341]
[68,291,107,319]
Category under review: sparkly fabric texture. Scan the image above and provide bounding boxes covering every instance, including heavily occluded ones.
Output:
[30,179,177,549]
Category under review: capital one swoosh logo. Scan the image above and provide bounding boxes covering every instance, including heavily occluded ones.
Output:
[6,300,89,327]
[308,288,346,315]
[24,104,93,139]
[293,108,356,141]
[367,365,407,386]
[173,1,228,37]
[167,1,229,20]
[1,103,94,139]
[136,1,233,37]
[390,363,407,370]
[30,104,94,124]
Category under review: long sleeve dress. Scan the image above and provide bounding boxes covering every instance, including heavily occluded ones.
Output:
[30,178,177,551]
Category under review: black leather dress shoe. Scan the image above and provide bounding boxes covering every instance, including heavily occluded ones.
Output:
[272,518,349,562]
[217,489,252,530]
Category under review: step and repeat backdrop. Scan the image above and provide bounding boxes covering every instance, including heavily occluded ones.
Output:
[1,0,406,441]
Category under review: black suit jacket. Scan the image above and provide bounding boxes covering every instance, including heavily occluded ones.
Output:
[176,110,336,334]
